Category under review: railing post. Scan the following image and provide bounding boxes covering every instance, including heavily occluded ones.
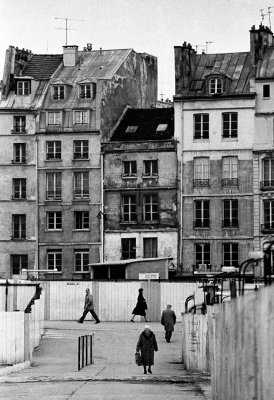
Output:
[85,335,88,367]
[82,336,84,369]
[78,337,80,371]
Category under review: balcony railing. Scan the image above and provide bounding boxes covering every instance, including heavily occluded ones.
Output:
[221,178,239,187]
[260,180,274,190]
[74,190,89,199]
[193,179,210,188]
[261,223,274,233]
[193,220,210,228]
[222,219,239,228]
[46,191,62,200]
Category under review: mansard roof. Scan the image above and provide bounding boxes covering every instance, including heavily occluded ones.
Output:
[110,108,174,141]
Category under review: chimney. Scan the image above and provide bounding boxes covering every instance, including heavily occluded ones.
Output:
[87,43,92,51]
[63,45,78,66]
[174,42,196,94]
[250,24,274,76]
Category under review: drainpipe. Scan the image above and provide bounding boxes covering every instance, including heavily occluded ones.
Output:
[35,133,39,275]
[179,102,184,269]
[100,152,104,262]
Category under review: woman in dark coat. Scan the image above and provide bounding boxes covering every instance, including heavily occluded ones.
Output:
[136,325,158,374]
[131,288,149,322]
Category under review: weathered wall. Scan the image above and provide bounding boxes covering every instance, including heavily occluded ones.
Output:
[100,51,157,140]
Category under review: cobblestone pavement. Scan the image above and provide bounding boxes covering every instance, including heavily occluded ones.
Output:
[0,321,212,399]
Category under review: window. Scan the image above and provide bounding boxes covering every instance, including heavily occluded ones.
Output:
[194,114,209,139]
[74,111,88,124]
[47,250,62,271]
[74,172,89,198]
[13,116,26,133]
[46,172,62,200]
[223,243,238,267]
[53,86,64,100]
[17,81,30,95]
[48,112,61,125]
[195,243,210,266]
[222,113,238,138]
[156,124,168,132]
[263,84,270,98]
[194,200,210,228]
[12,214,26,239]
[263,200,274,231]
[143,238,157,258]
[46,141,61,160]
[222,157,238,186]
[261,158,274,189]
[121,238,136,259]
[143,194,158,222]
[123,161,137,177]
[11,255,28,275]
[122,195,137,222]
[193,157,210,187]
[125,125,138,133]
[74,211,89,229]
[143,160,158,176]
[13,178,26,199]
[73,140,89,159]
[74,250,89,272]
[79,84,91,99]
[223,200,238,228]
[209,78,223,94]
[47,212,62,230]
[13,143,26,163]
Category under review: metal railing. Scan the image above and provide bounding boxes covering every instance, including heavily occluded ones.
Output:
[78,334,94,371]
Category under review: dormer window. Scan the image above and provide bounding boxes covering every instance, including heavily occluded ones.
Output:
[79,83,96,99]
[126,126,138,133]
[17,81,30,96]
[209,78,223,94]
[53,85,65,100]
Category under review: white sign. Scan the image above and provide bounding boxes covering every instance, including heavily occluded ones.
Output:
[139,273,159,280]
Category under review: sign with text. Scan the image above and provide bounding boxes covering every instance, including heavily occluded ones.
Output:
[139,273,159,280]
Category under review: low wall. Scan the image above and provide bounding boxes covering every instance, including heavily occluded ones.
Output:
[181,313,209,372]
[208,286,274,400]
[0,295,44,365]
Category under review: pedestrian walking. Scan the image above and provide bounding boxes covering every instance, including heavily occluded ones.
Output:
[77,288,100,324]
[161,304,176,342]
[131,288,149,322]
[136,325,158,374]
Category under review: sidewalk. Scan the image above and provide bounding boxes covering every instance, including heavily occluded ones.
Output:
[0,321,212,398]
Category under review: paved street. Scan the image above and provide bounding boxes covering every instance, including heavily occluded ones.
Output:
[0,321,212,399]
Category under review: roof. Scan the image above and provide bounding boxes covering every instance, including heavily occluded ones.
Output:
[110,108,174,141]
[256,46,274,79]
[177,51,252,97]
[56,48,133,81]
[21,54,63,79]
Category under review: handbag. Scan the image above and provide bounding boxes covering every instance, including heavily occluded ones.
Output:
[135,352,142,366]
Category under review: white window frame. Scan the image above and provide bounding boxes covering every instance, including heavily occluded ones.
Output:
[46,172,62,200]
[143,194,158,222]
[74,110,88,125]
[52,85,65,100]
[143,160,158,177]
[74,211,89,230]
[222,112,238,138]
[13,116,26,133]
[12,214,26,239]
[13,143,26,163]
[73,140,89,159]
[209,78,223,94]
[46,141,61,160]
[79,84,91,99]
[74,250,90,272]
[48,112,61,125]
[222,157,238,179]
[47,250,62,271]
[122,195,137,222]
[17,81,30,96]
[13,178,26,199]
[74,172,89,198]
[47,211,62,230]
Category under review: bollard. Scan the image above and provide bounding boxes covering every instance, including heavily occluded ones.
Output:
[78,334,94,371]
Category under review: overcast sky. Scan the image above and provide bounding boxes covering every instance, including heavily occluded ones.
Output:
[0,0,272,99]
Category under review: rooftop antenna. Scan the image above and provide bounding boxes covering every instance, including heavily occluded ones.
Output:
[260,8,267,24]
[268,7,274,29]
[160,92,165,101]
[195,42,213,54]
[206,41,213,54]
[54,17,85,46]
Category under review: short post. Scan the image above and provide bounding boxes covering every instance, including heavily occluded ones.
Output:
[90,335,93,364]
[78,337,80,371]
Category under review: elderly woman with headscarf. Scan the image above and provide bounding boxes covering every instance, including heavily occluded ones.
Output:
[136,325,158,374]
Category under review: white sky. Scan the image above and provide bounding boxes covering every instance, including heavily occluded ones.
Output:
[0,0,272,99]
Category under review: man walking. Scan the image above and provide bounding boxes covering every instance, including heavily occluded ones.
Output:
[161,304,176,343]
[77,288,100,324]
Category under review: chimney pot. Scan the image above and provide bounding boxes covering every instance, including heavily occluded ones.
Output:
[87,43,92,51]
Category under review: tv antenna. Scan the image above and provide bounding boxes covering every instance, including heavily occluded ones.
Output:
[268,6,274,29]
[195,41,213,54]
[260,8,267,24]
[55,17,85,46]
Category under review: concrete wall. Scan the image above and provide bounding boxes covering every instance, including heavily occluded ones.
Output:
[208,286,274,400]
[0,295,44,365]
[181,313,209,372]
